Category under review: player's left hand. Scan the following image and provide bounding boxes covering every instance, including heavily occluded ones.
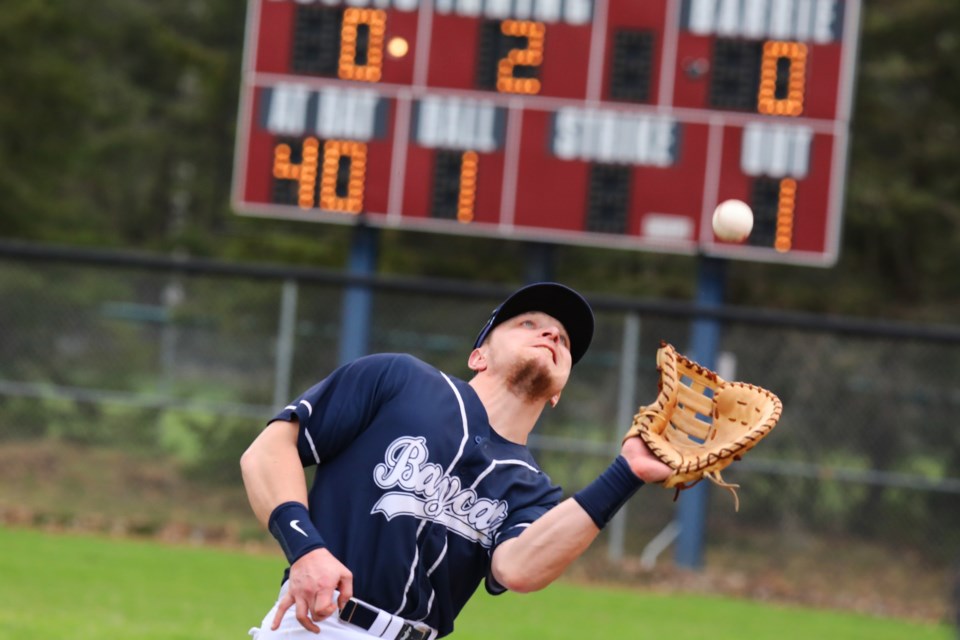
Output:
[620,436,672,484]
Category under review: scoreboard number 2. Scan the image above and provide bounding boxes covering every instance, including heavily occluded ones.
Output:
[497,20,546,95]
[478,20,547,95]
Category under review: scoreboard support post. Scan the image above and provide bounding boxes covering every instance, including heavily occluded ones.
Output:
[523,241,557,284]
[675,255,727,569]
[338,224,380,365]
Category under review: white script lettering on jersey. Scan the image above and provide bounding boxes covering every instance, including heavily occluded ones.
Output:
[372,436,509,547]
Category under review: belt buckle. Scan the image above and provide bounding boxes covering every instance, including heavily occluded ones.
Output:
[396,622,428,640]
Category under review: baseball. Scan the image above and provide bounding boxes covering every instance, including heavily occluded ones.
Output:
[712,199,754,242]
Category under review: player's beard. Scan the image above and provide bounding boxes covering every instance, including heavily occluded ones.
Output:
[506,357,557,403]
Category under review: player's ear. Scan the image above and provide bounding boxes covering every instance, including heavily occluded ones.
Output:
[550,392,561,408]
[468,347,488,372]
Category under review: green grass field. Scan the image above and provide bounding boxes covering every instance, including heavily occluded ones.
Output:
[0,527,952,639]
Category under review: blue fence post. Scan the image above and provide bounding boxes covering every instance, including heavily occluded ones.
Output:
[524,241,556,283]
[338,224,380,365]
[674,255,727,569]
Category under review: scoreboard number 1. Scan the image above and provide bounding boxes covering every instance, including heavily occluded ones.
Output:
[457,151,479,223]
[774,178,797,253]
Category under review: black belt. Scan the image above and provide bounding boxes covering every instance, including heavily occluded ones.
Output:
[339,598,433,640]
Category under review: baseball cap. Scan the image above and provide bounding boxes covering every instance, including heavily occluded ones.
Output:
[473,282,595,365]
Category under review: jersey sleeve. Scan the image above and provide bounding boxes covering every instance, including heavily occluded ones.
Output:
[484,474,563,595]
[268,353,409,467]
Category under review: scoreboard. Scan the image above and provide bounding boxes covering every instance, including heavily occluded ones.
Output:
[232,0,861,266]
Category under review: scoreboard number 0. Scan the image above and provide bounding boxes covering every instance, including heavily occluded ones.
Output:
[338,8,387,83]
[321,140,367,214]
[757,40,808,117]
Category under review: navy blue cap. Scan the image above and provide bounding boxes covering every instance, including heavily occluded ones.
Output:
[473,282,595,365]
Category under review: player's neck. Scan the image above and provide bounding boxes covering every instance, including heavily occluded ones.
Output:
[469,374,546,445]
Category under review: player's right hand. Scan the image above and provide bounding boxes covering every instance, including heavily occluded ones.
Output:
[272,547,354,633]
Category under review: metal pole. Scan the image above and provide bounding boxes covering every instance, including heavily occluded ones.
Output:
[608,311,641,562]
[674,255,727,569]
[339,224,380,365]
[273,279,298,409]
[524,242,556,283]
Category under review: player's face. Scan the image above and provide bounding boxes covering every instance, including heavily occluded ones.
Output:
[485,312,572,399]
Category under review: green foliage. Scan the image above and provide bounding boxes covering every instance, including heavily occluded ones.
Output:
[842,0,960,314]
[0,0,243,250]
[168,414,262,485]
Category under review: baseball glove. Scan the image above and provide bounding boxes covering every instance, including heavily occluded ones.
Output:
[623,342,782,511]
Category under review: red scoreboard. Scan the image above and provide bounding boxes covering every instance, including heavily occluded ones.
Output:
[232,0,861,266]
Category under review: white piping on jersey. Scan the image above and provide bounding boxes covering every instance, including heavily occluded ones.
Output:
[420,539,448,620]
[438,372,470,474]
[470,459,538,490]
[496,522,531,544]
[285,401,321,464]
[395,372,470,619]
[303,430,321,465]
[426,539,448,577]
[395,519,429,616]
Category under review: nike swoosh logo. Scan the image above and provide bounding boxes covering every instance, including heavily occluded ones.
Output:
[290,520,308,537]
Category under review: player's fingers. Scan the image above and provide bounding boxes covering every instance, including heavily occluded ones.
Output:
[295,595,321,634]
[271,593,295,630]
[312,589,338,621]
[337,571,354,609]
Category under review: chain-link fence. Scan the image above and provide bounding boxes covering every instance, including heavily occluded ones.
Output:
[1,241,958,623]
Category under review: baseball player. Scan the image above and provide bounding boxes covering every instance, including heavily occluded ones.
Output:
[241,282,671,639]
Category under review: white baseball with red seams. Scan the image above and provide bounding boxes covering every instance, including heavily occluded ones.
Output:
[712,199,754,242]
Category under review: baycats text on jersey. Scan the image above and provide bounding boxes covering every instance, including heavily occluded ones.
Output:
[371,436,509,547]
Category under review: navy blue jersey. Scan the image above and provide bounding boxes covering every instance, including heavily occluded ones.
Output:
[269,353,563,638]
